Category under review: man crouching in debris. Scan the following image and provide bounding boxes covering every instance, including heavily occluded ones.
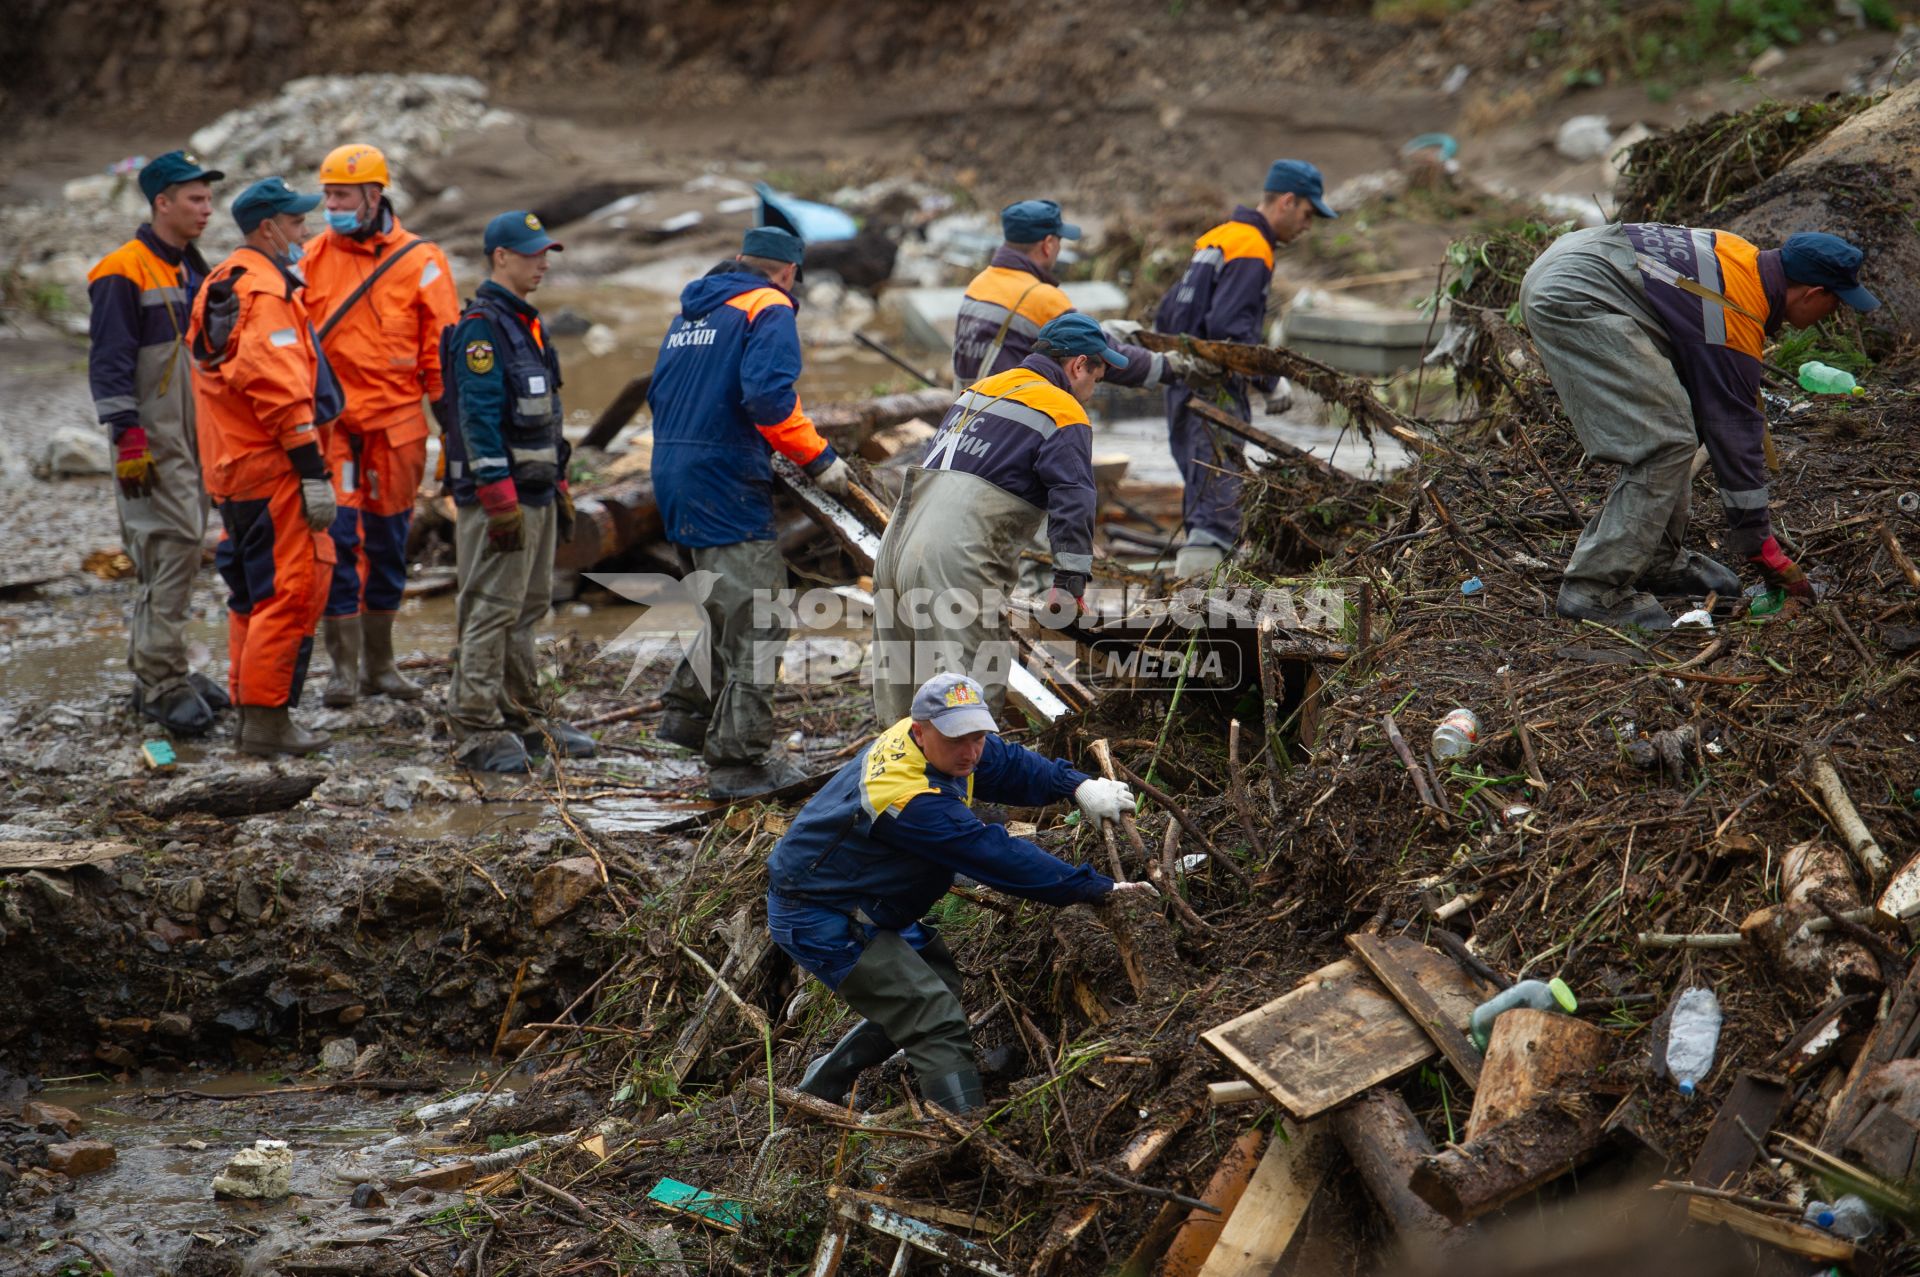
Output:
[1520,223,1879,630]
[765,673,1152,1114]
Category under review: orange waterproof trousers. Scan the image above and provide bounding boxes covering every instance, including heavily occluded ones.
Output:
[215,474,335,708]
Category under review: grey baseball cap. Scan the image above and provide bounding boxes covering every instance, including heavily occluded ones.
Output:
[910,673,999,737]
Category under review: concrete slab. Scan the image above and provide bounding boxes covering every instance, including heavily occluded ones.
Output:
[1284,303,1443,376]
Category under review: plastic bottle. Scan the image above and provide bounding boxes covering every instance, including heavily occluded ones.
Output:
[1469,977,1577,1050]
[1665,986,1722,1096]
[1797,361,1863,395]
[1430,708,1481,759]
[1804,1195,1879,1240]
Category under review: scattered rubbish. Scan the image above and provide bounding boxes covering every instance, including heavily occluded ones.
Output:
[1805,1194,1879,1239]
[1554,114,1615,161]
[319,1037,359,1070]
[1178,852,1210,873]
[1459,575,1484,596]
[140,740,178,771]
[1469,977,1576,1050]
[1674,607,1714,629]
[32,427,111,479]
[1441,64,1471,94]
[1798,361,1864,396]
[1430,707,1481,759]
[1747,585,1788,616]
[212,1140,293,1200]
[1898,491,1919,513]
[647,1177,749,1231]
[1403,132,1460,160]
[1501,803,1533,824]
[1666,986,1724,1096]
[350,1182,387,1210]
[756,182,857,244]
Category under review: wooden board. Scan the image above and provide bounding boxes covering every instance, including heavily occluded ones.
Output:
[1346,933,1483,1090]
[1202,936,1489,1120]
[0,840,136,872]
[1688,1073,1792,1190]
[1195,1120,1330,1277]
[1684,1196,1854,1262]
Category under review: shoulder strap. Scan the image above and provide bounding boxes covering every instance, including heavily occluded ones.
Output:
[317,237,430,347]
[1634,251,1767,327]
[969,280,1046,389]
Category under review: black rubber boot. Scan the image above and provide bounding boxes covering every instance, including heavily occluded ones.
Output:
[456,730,531,774]
[187,672,231,712]
[657,709,709,751]
[322,615,362,708]
[709,754,812,801]
[796,1019,898,1103]
[1556,581,1674,631]
[1638,550,1741,600]
[919,1068,986,1115]
[522,719,597,759]
[135,682,215,736]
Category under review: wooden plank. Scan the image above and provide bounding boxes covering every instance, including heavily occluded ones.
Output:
[841,1198,1017,1277]
[1201,937,1488,1121]
[1346,933,1483,1090]
[806,1216,851,1277]
[1159,1126,1267,1277]
[0,840,137,872]
[1688,1073,1792,1190]
[1195,1120,1331,1277]
[1684,1196,1854,1262]
[666,910,772,1087]
[828,1186,1003,1235]
[1207,1080,1263,1107]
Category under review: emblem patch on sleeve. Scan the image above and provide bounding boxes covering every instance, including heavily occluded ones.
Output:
[465,340,495,374]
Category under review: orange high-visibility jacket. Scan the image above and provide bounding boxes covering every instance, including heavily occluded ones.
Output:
[188,248,329,501]
[300,214,458,439]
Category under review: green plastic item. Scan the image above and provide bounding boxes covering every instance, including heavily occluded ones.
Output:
[1469,977,1579,1050]
[647,1177,749,1230]
[1797,360,1863,396]
[1748,586,1787,617]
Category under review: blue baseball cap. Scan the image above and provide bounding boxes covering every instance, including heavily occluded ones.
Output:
[230,177,320,233]
[911,673,999,737]
[139,149,225,203]
[1039,312,1127,369]
[741,225,805,264]
[1780,232,1879,312]
[1001,199,1082,243]
[1264,159,1337,219]
[484,210,564,256]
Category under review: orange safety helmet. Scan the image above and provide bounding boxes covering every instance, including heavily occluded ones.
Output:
[318,143,390,188]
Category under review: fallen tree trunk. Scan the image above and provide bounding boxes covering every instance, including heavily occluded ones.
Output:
[1332,1090,1464,1248]
[1409,1097,1609,1224]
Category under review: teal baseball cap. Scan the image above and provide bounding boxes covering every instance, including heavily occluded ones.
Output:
[139,149,224,203]
[1039,313,1127,369]
[1265,159,1337,219]
[1780,232,1879,312]
[484,210,564,256]
[1001,199,1081,243]
[230,177,320,233]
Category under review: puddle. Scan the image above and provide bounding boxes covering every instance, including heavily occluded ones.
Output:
[32,1068,500,1274]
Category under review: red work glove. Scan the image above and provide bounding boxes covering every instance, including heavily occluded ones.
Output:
[477,478,523,556]
[1750,535,1814,600]
[115,426,154,499]
[1040,572,1091,629]
[555,479,577,545]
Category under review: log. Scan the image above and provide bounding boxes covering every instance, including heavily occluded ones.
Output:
[1823,957,1920,1153]
[1810,755,1892,885]
[1195,1119,1330,1277]
[1346,933,1484,1091]
[580,373,654,450]
[1409,1096,1609,1224]
[1157,1125,1267,1277]
[1331,1091,1463,1248]
[0,840,136,872]
[1741,839,1881,995]
[1466,1008,1608,1141]
[140,767,324,819]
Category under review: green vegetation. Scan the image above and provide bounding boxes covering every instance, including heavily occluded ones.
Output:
[1772,318,1874,377]
[1536,0,1897,92]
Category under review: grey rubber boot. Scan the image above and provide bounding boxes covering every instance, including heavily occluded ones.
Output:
[919,1068,986,1115]
[657,709,709,751]
[1556,580,1674,631]
[1637,550,1741,600]
[796,1019,898,1103]
[523,719,597,759]
[359,611,424,700]
[322,615,362,708]
[456,730,531,774]
[710,754,811,801]
[237,705,331,757]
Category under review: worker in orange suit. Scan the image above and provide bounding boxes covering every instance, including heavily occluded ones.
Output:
[187,178,345,756]
[300,142,458,708]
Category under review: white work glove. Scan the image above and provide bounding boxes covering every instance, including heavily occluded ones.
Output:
[1162,351,1223,381]
[300,477,337,532]
[1263,378,1295,416]
[1101,319,1144,343]
[1105,880,1161,902]
[813,456,852,497]
[1074,777,1135,825]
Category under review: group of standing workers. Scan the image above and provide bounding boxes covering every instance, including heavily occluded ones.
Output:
[87,146,589,769]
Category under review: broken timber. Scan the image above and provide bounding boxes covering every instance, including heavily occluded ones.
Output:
[1202,936,1488,1120]
[1688,1073,1792,1189]
[1194,1119,1330,1277]
[1346,932,1482,1090]
[1465,1007,1607,1140]
[836,1195,1018,1277]
[665,909,773,1087]
[1684,1196,1854,1263]
[769,453,1074,724]
[0,840,137,872]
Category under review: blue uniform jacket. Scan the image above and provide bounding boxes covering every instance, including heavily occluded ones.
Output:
[647,268,839,547]
[766,718,1111,931]
[87,224,208,442]
[918,353,1098,576]
[1155,205,1281,415]
[444,280,567,507]
[953,246,1166,388]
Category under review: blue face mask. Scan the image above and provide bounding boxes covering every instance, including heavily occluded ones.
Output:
[285,239,305,264]
[325,209,361,235]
